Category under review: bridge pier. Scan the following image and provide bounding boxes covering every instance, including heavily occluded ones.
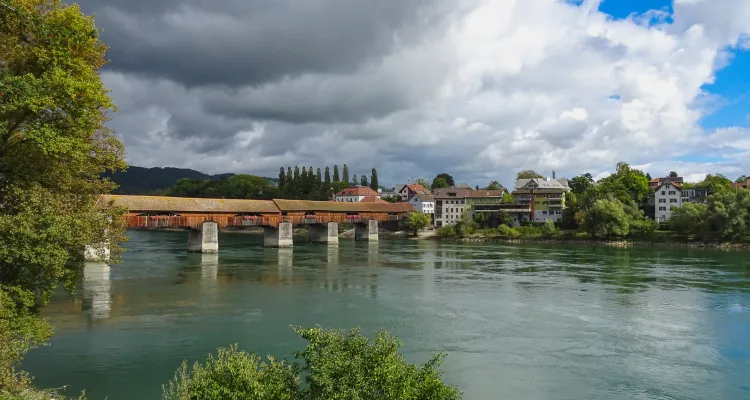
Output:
[188,222,219,253]
[264,222,294,248]
[310,222,339,245]
[84,244,110,262]
[355,220,379,241]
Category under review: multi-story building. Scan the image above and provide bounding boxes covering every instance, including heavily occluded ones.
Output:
[511,177,570,223]
[409,194,435,217]
[654,181,682,222]
[681,188,709,204]
[335,186,381,202]
[433,187,509,227]
[395,183,431,202]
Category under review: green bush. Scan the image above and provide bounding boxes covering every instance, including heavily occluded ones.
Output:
[516,225,543,237]
[162,327,461,400]
[496,225,520,238]
[541,220,558,237]
[437,226,456,238]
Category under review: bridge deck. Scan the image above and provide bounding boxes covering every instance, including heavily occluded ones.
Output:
[98,195,413,229]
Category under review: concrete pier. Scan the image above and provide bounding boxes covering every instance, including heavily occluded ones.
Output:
[264,222,294,248]
[82,262,111,320]
[188,221,219,253]
[310,222,339,245]
[355,220,379,241]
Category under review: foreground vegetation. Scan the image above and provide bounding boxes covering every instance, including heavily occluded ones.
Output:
[1,0,124,397]
[163,327,460,400]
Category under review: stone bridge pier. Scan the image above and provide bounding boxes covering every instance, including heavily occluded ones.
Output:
[188,221,219,253]
[310,222,339,245]
[264,222,294,248]
[355,220,379,241]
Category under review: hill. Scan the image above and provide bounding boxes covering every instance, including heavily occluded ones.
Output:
[104,166,237,194]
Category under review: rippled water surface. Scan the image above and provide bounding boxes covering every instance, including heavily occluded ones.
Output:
[24,230,750,399]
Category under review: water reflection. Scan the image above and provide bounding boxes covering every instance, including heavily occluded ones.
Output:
[200,253,218,296]
[82,262,111,321]
[277,248,294,283]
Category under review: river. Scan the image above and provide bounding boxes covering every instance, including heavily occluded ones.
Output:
[23,229,750,399]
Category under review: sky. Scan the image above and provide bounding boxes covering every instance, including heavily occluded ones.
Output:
[75,0,750,187]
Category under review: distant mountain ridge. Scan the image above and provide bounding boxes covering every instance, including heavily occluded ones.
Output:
[104,166,238,194]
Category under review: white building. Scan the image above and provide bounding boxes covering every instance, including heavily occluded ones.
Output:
[654,181,682,222]
[335,186,381,202]
[409,194,434,215]
[395,184,431,202]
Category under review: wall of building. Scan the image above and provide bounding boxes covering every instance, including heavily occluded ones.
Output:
[655,183,681,222]
[434,198,465,226]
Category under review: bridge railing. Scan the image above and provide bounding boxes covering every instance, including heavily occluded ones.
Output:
[125,212,409,229]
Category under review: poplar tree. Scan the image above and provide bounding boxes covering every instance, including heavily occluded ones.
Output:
[352,174,358,187]
[278,167,286,190]
[370,168,379,191]
[324,167,332,199]
[361,175,368,187]
[342,164,349,184]
[333,165,340,182]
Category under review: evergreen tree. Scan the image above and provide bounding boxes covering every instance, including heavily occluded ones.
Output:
[286,167,293,194]
[324,167,332,199]
[333,165,340,182]
[316,168,322,185]
[361,175,368,187]
[279,167,286,191]
[352,174,358,187]
[370,168,379,191]
[293,166,301,197]
[343,165,350,184]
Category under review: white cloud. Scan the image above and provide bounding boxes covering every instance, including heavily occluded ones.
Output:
[101,0,750,186]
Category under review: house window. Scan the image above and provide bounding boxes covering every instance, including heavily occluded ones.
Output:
[670,199,678,203]
[661,191,665,195]
[542,211,547,215]
[659,206,667,211]
[669,191,676,195]
[658,199,666,203]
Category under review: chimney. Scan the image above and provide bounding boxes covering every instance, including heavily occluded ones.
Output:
[552,171,556,179]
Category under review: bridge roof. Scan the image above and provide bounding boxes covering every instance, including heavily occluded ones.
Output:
[98,195,280,213]
[272,199,413,213]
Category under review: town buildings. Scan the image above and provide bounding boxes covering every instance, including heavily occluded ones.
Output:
[511,177,571,223]
[395,183,431,202]
[653,180,682,222]
[432,187,508,227]
[730,176,750,189]
[334,186,382,202]
[409,194,435,216]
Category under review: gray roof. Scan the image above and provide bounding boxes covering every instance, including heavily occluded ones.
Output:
[515,178,570,190]
[411,194,434,202]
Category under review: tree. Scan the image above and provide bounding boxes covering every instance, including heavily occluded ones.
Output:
[502,192,514,203]
[581,199,630,238]
[414,177,430,188]
[0,0,126,393]
[324,167,332,199]
[404,211,431,236]
[360,174,368,187]
[736,175,747,183]
[342,164,349,184]
[433,173,455,187]
[698,174,732,195]
[670,203,710,237]
[333,165,340,182]
[431,177,449,190]
[668,171,678,178]
[370,168,379,191]
[278,167,286,191]
[569,173,594,194]
[485,181,502,190]
[646,173,652,181]
[516,170,544,180]
[162,327,461,400]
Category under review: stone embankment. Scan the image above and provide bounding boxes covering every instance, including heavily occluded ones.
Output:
[450,236,750,249]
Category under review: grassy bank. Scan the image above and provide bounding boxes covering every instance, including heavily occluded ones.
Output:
[433,225,750,249]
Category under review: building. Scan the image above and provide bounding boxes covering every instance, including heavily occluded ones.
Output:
[649,176,683,190]
[681,188,709,204]
[409,194,435,217]
[335,186,381,202]
[511,177,570,223]
[730,177,750,189]
[654,180,682,222]
[395,184,431,202]
[432,187,510,227]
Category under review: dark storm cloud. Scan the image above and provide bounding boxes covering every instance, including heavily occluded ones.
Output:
[76,0,440,87]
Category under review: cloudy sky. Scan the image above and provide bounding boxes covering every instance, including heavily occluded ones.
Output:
[76,0,750,187]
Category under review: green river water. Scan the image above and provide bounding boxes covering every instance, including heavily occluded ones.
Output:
[23,229,750,399]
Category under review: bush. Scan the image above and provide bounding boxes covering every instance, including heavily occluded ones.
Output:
[541,220,558,237]
[516,225,543,237]
[629,219,658,237]
[437,225,456,238]
[496,225,520,238]
[162,327,461,400]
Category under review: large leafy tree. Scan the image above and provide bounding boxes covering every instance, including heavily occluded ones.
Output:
[433,173,455,187]
[569,173,594,194]
[0,0,126,392]
[516,170,543,180]
[484,181,502,190]
[163,327,461,400]
[404,211,431,235]
[581,199,630,238]
[431,177,448,190]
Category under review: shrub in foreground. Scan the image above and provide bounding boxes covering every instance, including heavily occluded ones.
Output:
[162,327,461,400]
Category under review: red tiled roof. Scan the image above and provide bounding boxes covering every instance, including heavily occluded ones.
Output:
[335,186,380,197]
[360,196,387,203]
[654,181,682,192]
[404,184,431,196]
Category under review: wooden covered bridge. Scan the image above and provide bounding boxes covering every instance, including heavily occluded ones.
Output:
[96,195,413,251]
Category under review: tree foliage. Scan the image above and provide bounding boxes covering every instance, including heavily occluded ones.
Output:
[342,165,349,184]
[162,327,461,400]
[432,173,454,188]
[484,181,502,190]
[431,177,449,190]
[404,211,431,235]
[569,173,593,194]
[516,170,544,179]
[413,178,429,188]
[1,0,126,394]
[370,168,379,191]
[581,199,630,238]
